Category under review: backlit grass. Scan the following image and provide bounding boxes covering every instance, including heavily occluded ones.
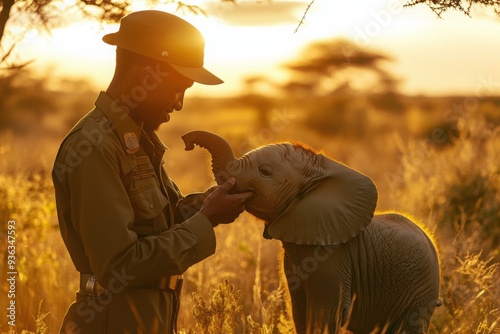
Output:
[0,112,498,333]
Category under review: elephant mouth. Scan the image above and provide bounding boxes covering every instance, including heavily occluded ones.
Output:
[240,188,258,205]
[231,186,259,212]
[243,187,256,194]
[228,184,256,195]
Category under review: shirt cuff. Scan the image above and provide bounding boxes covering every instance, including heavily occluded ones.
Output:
[183,212,216,259]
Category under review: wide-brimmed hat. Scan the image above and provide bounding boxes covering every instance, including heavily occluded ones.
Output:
[102,10,223,85]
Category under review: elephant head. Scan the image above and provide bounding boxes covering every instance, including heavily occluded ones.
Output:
[182,130,378,246]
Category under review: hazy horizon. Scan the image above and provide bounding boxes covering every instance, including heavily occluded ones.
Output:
[15,0,500,98]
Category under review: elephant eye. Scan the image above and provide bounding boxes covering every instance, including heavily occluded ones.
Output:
[258,166,272,177]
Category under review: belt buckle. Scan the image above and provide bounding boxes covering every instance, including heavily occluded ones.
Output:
[168,275,178,290]
[157,275,183,292]
[85,275,105,299]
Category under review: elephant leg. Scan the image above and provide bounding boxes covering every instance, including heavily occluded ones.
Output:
[387,299,437,334]
[387,318,427,334]
[285,247,352,334]
[306,305,333,334]
[283,249,309,334]
[289,284,307,334]
[297,282,351,334]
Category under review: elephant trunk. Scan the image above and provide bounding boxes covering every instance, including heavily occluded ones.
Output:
[182,130,240,185]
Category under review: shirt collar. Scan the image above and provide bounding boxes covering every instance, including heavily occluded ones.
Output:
[95,91,167,153]
[147,130,167,151]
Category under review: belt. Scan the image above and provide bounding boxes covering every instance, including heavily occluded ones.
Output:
[79,273,183,298]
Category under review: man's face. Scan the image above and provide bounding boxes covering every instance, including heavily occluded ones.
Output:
[138,64,194,131]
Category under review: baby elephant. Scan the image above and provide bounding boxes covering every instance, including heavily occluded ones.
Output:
[182,130,441,334]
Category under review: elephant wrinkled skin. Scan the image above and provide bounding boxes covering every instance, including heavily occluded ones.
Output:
[182,130,441,334]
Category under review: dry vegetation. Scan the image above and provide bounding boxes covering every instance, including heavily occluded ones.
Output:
[0,69,499,333]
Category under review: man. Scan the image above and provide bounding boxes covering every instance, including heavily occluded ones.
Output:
[52,10,252,333]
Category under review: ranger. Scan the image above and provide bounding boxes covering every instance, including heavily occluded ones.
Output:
[52,10,252,333]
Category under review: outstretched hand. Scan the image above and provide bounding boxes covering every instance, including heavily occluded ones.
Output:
[200,178,253,227]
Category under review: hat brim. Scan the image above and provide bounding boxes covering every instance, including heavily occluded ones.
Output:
[102,32,118,45]
[103,32,223,85]
[169,63,223,85]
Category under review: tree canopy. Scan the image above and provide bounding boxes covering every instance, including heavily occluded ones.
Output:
[282,39,397,96]
[404,0,500,17]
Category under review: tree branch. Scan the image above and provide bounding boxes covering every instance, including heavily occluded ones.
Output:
[404,0,500,17]
[294,0,314,34]
[0,0,16,42]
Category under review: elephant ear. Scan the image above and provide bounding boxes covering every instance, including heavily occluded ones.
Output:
[265,154,378,246]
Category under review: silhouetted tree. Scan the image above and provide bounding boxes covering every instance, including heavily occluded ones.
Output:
[283,39,398,96]
[0,69,94,132]
[241,76,276,130]
[0,69,55,131]
[281,39,402,137]
[405,0,500,17]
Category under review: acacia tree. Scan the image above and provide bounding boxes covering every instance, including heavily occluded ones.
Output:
[404,0,500,17]
[294,0,500,32]
[282,39,397,96]
[281,39,401,137]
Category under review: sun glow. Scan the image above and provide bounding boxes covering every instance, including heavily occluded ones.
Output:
[18,0,500,97]
[186,17,308,96]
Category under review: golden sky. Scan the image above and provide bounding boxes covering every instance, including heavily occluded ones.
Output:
[19,0,500,97]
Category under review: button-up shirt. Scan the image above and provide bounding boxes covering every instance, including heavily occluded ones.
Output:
[52,92,215,333]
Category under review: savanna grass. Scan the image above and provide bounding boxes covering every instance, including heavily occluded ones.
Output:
[1,115,499,333]
[390,116,500,333]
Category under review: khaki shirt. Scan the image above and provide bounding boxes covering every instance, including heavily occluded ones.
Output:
[52,92,215,333]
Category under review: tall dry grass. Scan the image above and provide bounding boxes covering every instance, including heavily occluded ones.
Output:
[389,116,500,333]
[0,112,499,333]
[0,136,77,333]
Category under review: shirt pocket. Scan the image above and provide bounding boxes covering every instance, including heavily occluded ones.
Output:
[128,186,169,236]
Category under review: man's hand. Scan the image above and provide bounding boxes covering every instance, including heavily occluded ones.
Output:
[200,178,253,227]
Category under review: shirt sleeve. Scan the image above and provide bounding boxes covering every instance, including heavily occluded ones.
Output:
[63,139,216,288]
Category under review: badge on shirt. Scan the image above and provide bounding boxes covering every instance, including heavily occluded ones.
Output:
[132,155,156,181]
[135,155,151,166]
[123,132,139,154]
